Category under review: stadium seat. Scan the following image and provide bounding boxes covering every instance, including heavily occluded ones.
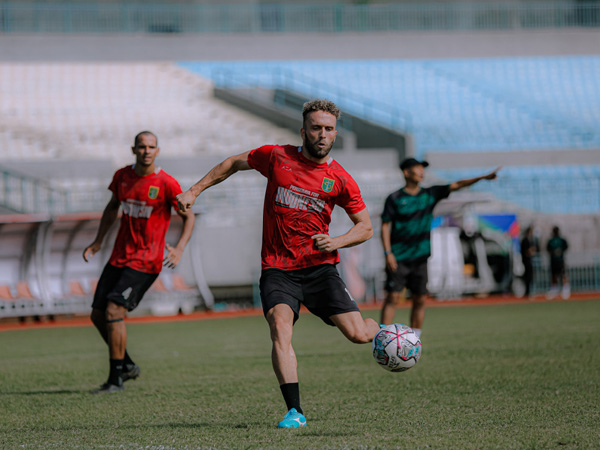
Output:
[179,56,600,156]
[0,284,13,300]
[140,273,200,317]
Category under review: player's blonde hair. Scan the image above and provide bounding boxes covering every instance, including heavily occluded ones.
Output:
[302,99,341,123]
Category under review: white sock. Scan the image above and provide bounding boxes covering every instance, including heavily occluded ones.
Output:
[413,328,422,338]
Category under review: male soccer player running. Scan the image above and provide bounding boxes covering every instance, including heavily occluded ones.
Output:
[83,131,195,394]
[177,100,380,428]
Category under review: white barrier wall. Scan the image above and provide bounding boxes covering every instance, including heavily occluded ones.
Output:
[0,213,207,318]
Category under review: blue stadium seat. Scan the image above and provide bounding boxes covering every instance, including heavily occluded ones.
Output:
[179,56,600,156]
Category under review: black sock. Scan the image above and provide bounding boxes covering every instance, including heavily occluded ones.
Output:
[123,351,134,367]
[280,383,302,414]
[108,359,124,386]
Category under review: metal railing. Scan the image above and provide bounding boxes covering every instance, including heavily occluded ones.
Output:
[530,260,600,294]
[0,167,109,215]
[0,2,598,34]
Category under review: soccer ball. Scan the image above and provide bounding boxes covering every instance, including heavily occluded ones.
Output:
[372,324,422,372]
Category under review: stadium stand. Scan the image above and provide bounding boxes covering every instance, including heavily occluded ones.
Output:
[180,56,600,156]
[179,57,600,214]
[0,63,297,168]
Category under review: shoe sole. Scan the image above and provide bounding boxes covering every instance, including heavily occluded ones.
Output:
[91,385,125,394]
[277,422,307,428]
[277,418,307,428]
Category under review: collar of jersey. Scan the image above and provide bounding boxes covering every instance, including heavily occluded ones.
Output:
[131,164,161,176]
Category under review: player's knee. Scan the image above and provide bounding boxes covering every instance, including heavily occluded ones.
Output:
[385,291,404,306]
[413,294,426,307]
[105,303,126,322]
[267,313,293,341]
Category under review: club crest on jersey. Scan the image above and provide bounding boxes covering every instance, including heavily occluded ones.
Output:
[321,177,335,193]
[148,186,160,199]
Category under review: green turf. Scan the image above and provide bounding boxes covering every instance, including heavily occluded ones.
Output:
[1,300,599,449]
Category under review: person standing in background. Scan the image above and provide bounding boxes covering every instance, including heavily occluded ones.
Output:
[546,226,570,300]
[520,226,539,298]
[380,158,500,337]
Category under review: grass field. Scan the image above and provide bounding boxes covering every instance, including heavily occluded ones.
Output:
[1,300,599,449]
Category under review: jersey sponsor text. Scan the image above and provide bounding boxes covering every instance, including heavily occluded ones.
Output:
[122,199,153,219]
[275,186,325,213]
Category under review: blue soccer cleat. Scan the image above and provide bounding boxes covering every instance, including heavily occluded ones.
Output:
[277,408,307,428]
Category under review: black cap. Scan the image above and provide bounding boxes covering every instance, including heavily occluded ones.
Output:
[400,158,429,171]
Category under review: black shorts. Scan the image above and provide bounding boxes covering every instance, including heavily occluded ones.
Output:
[385,259,428,297]
[259,264,360,326]
[550,260,566,277]
[92,263,159,312]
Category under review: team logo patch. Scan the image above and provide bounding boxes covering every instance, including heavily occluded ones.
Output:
[321,177,335,193]
[148,186,159,199]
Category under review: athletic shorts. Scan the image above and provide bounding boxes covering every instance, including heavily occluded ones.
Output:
[550,260,566,277]
[385,259,428,297]
[259,264,360,326]
[92,263,159,312]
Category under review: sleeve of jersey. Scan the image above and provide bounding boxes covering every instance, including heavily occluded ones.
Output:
[336,176,366,215]
[432,184,451,201]
[381,195,394,223]
[166,175,183,210]
[247,145,274,177]
[108,170,120,198]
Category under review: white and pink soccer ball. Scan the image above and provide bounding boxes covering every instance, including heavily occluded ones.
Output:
[372,324,422,372]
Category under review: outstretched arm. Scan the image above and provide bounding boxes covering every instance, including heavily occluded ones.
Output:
[83,194,120,262]
[163,208,196,269]
[449,167,501,192]
[176,151,252,212]
[312,208,374,253]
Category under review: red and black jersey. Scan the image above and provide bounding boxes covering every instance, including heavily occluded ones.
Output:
[108,165,182,274]
[248,145,366,271]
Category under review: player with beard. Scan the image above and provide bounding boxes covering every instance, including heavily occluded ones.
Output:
[177,99,380,428]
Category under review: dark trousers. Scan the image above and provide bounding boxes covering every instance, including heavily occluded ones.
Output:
[522,261,534,296]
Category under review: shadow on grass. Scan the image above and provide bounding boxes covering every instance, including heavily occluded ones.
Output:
[297,429,360,437]
[0,389,87,395]
[123,422,214,430]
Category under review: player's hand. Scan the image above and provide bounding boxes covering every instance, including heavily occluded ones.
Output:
[312,234,337,253]
[163,244,183,269]
[484,166,502,180]
[83,242,101,262]
[385,253,398,272]
[176,190,196,213]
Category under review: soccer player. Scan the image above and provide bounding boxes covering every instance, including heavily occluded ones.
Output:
[176,100,380,428]
[380,159,499,336]
[83,131,195,394]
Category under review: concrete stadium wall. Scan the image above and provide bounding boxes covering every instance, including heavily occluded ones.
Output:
[1,29,600,62]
